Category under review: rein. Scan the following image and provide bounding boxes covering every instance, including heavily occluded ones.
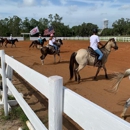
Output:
[100,39,114,53]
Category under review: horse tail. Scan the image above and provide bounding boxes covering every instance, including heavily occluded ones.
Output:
[111,69,130,92]
[69,52,77,80]
[29,41,34,48]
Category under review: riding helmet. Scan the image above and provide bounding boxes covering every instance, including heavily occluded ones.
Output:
[50,34,54,37]
[93,28,98,33]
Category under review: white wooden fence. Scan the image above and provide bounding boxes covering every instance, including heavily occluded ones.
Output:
[2,36,130,42]
[30,36,130,42]
[0,49,130,130]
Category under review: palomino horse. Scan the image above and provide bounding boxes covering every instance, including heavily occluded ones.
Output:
[69,38,118,83]
[29,38,47,49]
[110,69,130,119]
[40,39,63,65]
[4,38,19,47]
[0,38,5,47]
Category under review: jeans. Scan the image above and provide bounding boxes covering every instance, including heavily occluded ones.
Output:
[95,49,103,60]
[53,44,58,50]
[38,39,42,44]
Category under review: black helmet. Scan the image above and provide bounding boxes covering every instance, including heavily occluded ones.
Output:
[93,28,98,33]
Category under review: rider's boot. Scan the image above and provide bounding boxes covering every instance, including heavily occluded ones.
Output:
[95,60,102,67]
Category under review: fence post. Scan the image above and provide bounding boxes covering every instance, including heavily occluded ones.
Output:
[0,50,8,116]
[6,56,13,95]
[48,76,63,130]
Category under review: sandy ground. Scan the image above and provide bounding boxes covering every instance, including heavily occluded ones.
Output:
[0,39,130,129]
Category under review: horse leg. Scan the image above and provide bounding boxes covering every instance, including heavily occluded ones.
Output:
[74,63,78,81]
[93,66,102,80]
[102,65,108,79]
[40,55,44,65]
[120,98,130,119]
[76,64,85,83]
[5,43,7,48]
[40,54,47,65]
[57,53,61,62]
[54,54,56,63]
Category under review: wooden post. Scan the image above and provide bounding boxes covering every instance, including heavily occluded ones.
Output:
[0,50,8,116]
[48,76,63,130]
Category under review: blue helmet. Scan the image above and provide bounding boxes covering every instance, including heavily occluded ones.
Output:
[93,28,98,33]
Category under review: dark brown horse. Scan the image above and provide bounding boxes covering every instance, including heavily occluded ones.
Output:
[29,38,47,49]
[0,38,5,47]
[40,39,63,65]
[4,38,19,47]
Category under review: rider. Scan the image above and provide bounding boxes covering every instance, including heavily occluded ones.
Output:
[9,34,13,44]
[38,34,42,45]
[48,33,58,52]
[90,28,104,67]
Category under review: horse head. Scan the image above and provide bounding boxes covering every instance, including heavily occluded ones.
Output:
[15,38,19,42]
[43,38,47,42]
[55,39,63,47]
[102,38,118,52]
[108,38,118,50]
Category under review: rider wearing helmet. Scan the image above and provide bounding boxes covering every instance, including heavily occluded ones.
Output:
[90,28,104,67]
[48,33,58,52]
[38,34,42,44]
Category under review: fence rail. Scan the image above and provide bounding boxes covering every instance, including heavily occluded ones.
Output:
[30,36,130,42]
[0,50,130,130]
[2,36,130,42]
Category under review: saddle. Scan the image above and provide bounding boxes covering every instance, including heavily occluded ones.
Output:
[46,45,56,53]
[88,47,102,67]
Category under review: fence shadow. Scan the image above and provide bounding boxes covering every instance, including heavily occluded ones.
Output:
[13,71,83,129]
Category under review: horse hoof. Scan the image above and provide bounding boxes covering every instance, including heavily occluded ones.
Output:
[105,75,109,79]
[93,77,98,81]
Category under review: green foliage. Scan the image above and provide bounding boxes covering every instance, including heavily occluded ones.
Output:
[0,106,29,130]
[0,14,130,37]
[8,95,15,100]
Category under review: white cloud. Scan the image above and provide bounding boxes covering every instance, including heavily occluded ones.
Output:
[119,5,130,10]
[0,0,130,28]
[41,0,52,6]
[60,0,68,5]
[23,0,36,6]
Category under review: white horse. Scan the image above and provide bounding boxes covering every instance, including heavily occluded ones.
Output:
[69,38,118,83]
[111,69,130,119]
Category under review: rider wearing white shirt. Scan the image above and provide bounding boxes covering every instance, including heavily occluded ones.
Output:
[48,34,58,51]
[90,29,103,67]
[9,34,13,43]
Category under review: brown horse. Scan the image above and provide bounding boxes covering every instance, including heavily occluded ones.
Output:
[40,39,63,65]
[69,38,118,83]
[0,38,5,47]
[4,38,19,47]
[29,38,47,49]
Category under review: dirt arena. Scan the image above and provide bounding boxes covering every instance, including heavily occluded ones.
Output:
[1,39,130,129]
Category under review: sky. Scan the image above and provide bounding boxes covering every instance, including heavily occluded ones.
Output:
[0,0,130,28]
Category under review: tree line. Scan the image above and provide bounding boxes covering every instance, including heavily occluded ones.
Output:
[0,14,130,37]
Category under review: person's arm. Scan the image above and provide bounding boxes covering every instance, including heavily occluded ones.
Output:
[98,41,103,46]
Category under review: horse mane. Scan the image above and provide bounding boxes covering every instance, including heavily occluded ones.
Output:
[100,38,115,49]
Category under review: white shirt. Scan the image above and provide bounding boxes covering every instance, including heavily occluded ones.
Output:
[49,37,56,46]
[49,39,54,46]
[52,37,56,42]
[10,36,13,40]
[90,34,100,50]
